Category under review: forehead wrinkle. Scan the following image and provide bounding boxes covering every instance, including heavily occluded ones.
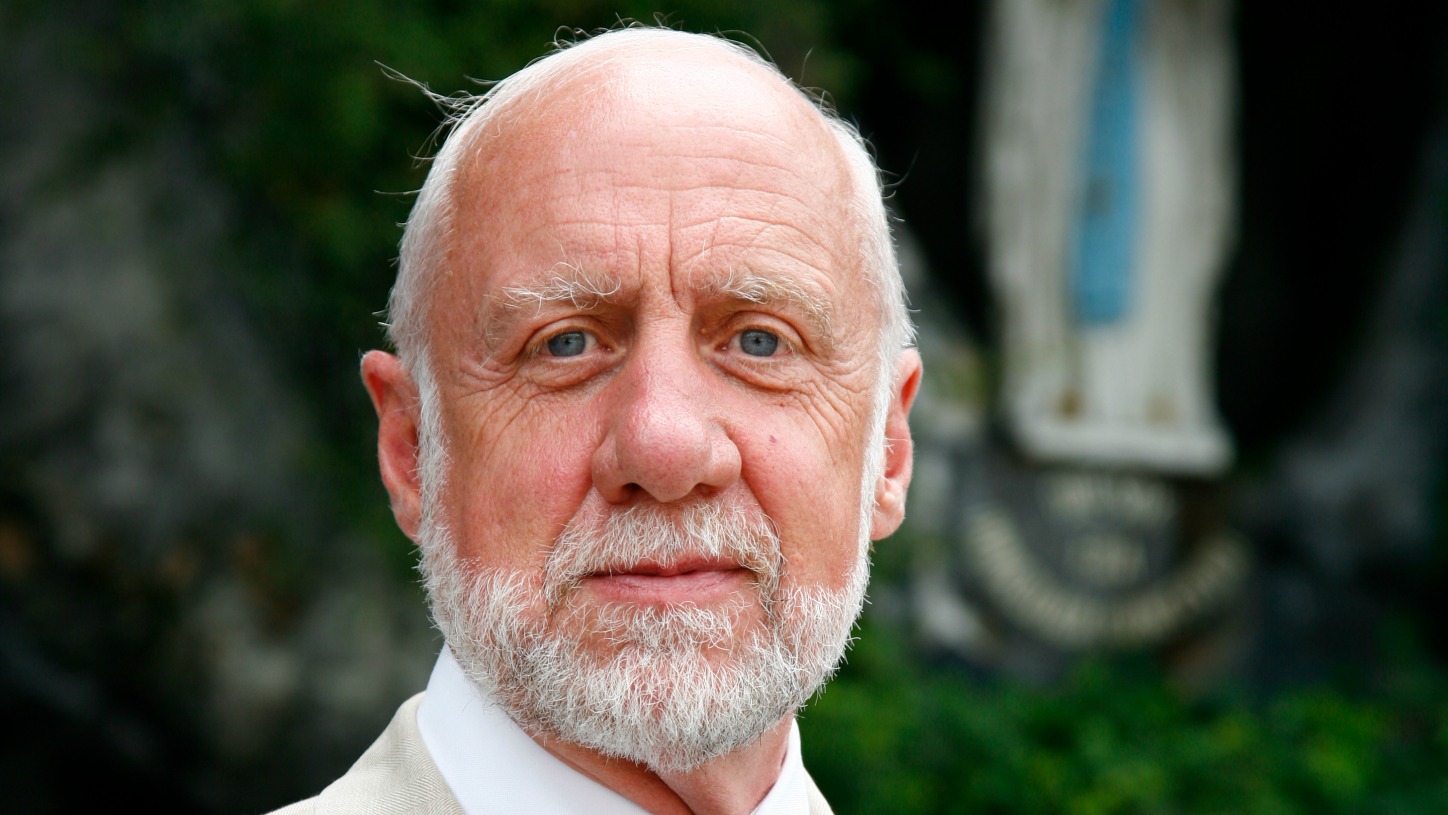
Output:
[696,215,837,264]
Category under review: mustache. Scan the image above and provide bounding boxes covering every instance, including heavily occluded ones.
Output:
[542,502,783,609]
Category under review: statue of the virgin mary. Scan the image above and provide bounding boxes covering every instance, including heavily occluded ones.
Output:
[980,0,1236,475]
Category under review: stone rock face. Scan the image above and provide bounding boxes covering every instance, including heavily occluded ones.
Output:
[1232,105,1448,686]
[0,8,434,812]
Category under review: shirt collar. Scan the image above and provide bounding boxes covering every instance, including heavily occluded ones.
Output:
[416,647,811,815]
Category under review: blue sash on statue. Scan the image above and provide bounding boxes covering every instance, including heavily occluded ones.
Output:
[1072,0,1141,326]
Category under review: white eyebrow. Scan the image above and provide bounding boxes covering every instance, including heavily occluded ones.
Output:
[479,264,622,350]
[709,267,836,343]
[499,263,623,313]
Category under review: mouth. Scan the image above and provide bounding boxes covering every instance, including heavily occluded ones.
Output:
[580,558,754,604]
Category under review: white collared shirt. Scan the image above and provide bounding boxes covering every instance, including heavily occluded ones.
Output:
[416,647,812,815]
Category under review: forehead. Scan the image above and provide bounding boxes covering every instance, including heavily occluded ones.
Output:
[434,45,871,325]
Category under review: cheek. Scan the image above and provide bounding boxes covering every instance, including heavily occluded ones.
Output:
[740,424,868,591]
[443,407,603,568]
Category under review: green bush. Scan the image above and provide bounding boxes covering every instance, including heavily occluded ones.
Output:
[803,622,1448,815]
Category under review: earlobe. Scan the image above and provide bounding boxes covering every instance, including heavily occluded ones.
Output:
[870,349,922,541]
[361,350,424,542]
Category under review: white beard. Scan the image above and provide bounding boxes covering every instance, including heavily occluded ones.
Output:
[417,499,869,773]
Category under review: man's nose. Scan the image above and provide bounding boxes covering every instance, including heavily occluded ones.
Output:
[591,347,741,505]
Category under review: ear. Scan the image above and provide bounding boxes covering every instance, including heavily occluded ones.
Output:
[361,350,424,542]
[870,349,922,541]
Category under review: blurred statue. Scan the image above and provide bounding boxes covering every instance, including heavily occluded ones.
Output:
[954,0,1248,662]
[981,0,1236,475]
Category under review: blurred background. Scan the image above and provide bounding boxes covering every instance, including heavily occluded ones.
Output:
[2,1,1446,812]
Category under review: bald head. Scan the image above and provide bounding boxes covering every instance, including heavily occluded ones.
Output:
[388,27,910,384]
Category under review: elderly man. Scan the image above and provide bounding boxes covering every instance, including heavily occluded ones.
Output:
[278,26,920,815]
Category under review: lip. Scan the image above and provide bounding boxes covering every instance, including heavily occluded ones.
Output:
[580,559,752,604]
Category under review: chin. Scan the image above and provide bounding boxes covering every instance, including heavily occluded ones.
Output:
[417,495,868,772]
[426,557,862,773]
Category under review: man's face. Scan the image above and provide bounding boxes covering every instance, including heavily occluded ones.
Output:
[366,47,918,770]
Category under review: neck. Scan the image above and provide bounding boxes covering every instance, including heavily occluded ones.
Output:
[532,717,794,815]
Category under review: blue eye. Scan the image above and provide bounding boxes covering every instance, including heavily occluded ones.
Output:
[545,331,590,357]
[739,329,780,357]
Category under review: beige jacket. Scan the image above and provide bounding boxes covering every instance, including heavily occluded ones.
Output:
[269,694,834,815]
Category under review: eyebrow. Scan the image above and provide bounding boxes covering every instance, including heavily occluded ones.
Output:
[499,263,623,312]
[706,267,836,347]
[481,263,623,349]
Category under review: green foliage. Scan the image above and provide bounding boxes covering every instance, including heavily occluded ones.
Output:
[803,623,1448,814]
